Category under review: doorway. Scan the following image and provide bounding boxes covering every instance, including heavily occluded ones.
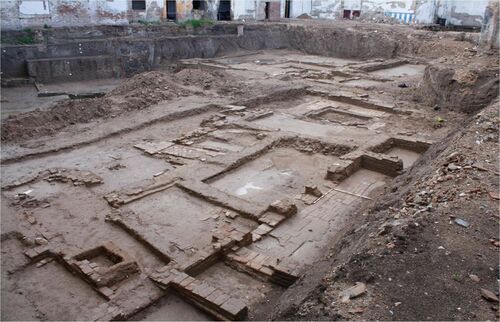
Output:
[192,0,205,10]
[218,0,231,20]
[285,0,291,18]
[265,1,270,20]
[166,0,176,20]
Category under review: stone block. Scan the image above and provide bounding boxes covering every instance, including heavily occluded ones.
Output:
[253,253,269,265]
[326,160,357,182]
[197,284,217,298]
[269,199,297,217]
[98,286,114,298]
[220,298,248,318]
[179,276,196,288]
[206,289,224,303]
[24,249,38,259]
[248,260,263,271]
[185,279,201,291]
[212,293,230,306]
[259,266,274,276]
[257,224,273,234]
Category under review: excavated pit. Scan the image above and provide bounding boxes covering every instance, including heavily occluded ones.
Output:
[1,21,497,322]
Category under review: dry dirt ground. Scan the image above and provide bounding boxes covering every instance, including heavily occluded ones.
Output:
[0,20,498,321]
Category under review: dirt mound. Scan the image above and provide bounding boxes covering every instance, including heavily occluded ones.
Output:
[174,68,243,95]
[417,62,499,113]
[1,71,188,141]
[297,13,313,19]
[357,11,401,24]
[1,98,114,141]
[1,68,239,142]
[103,70,195,114]
[108,71,187,104]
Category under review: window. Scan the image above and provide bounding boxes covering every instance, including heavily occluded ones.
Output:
[193,0,205,10]
[132,0,146,10]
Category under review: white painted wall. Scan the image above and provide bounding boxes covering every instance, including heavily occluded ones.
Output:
[438,0,488,26]
[233,0,257,20]
[280,0,417,20]
[313,0,342,19]
[0,0,492,29]
[415,0,437,24]
[289,0,313,18]
[450,0,489,17]
[19,0,50,15]
[287,0,341,19]
[106,0,129,12]
[344,0,361,10]
[362,0,414,13]
[88,0,129,25]
[284,0,487,26]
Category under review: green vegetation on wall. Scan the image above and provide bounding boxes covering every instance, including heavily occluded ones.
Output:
[16,28,36,44]
[179,19,214,28]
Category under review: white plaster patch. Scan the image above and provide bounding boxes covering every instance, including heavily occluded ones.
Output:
[19,0,50,15]
[235,182,264,196]
[106,0,128,12]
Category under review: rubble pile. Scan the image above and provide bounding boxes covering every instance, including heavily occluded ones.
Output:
[1,68,239,142]
[357,11,401,24]
[44,168,104,186]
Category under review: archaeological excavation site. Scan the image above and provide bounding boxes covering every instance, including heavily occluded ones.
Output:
[0,0,499,321]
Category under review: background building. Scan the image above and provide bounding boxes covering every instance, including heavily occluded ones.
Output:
[0,0,493,29]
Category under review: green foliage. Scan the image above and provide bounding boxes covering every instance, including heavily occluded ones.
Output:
[137,20,160,25]
[16,28,35,45]
[179,19,214,28]
[435,116,445,123]
[452,272,462,281]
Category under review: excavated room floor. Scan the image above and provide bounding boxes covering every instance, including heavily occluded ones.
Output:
[1,48,462,321]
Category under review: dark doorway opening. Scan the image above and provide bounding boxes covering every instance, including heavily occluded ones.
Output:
[193,0,205,10]
[343,10,351,19]
[132,0,146,10]
[437,17,446,26]
[265,2,270,19]
[352,10,360,18]
[166,0,176,20]
[285,0,291,18]
[218,0,231,20]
